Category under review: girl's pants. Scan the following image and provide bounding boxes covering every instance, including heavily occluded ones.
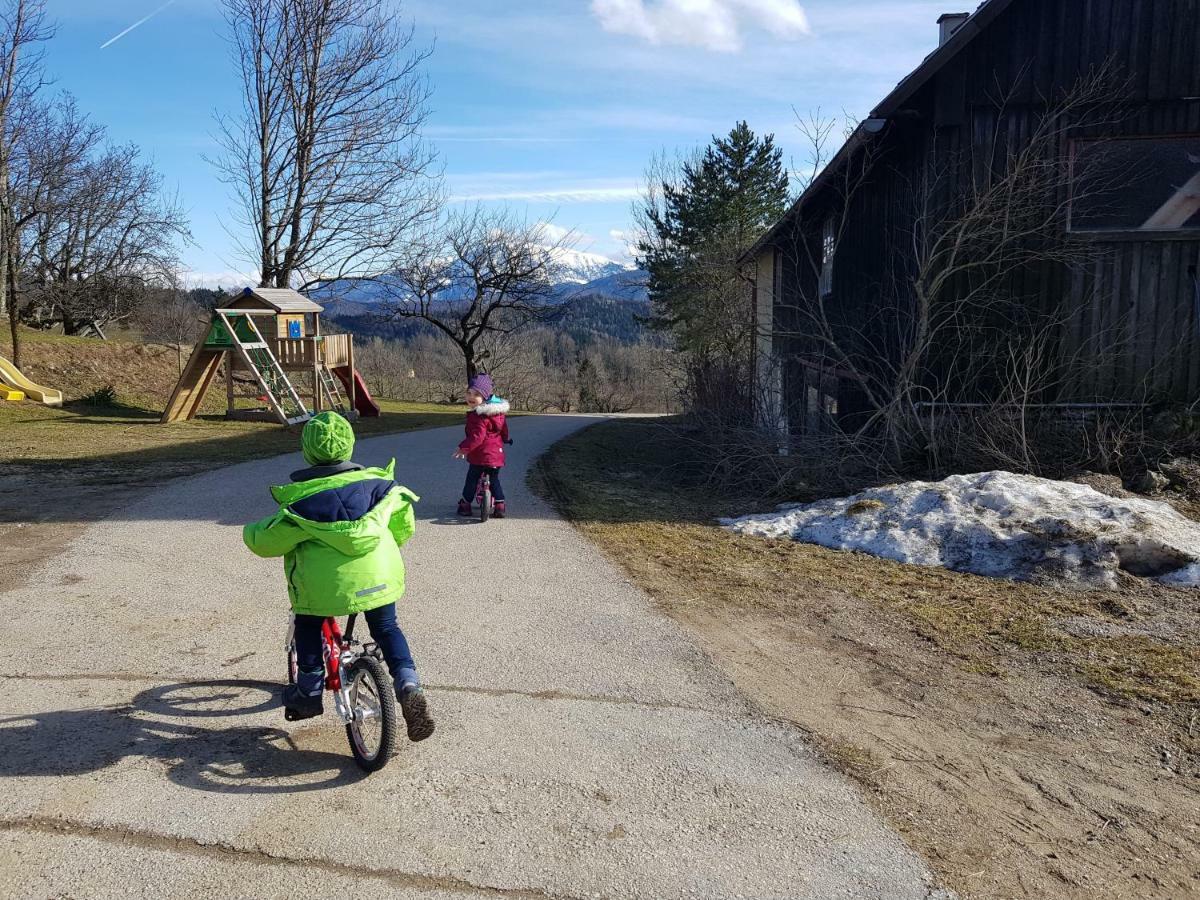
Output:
[462,465,504,503]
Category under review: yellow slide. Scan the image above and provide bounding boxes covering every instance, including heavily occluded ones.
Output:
[0,355,61,406]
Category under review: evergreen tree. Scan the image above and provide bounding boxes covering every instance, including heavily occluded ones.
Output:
[636,122,789,362]
[577,356,599,412]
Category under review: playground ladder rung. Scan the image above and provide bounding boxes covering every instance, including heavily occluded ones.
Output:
[317,364,348,414]
[219,310,311,425]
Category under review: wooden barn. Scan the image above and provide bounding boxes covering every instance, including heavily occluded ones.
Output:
[747,0,1200,437]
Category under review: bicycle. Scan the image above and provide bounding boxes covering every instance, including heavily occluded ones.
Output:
[475,468,496,522]
[285,613,397,772]
[472,439,513,523]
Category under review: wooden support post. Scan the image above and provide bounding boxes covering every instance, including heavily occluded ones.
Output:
[312,353,322,413]
[226,353,235,418]
[347,336,357,413]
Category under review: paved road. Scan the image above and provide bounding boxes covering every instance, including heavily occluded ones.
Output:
[0,416,946,899]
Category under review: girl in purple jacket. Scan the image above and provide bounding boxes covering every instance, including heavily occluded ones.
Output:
[454,374,511,517]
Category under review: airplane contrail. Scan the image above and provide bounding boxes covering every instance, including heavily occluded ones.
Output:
[100,0,177,50]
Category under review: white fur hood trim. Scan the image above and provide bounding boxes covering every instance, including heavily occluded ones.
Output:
[473,399,510,416]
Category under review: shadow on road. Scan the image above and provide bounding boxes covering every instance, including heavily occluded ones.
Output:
[0,679,366,794]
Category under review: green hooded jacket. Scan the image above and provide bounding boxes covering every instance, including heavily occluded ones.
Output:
[243,459,419,616]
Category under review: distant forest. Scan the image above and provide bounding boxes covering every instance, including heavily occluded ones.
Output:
[326,294,658,348]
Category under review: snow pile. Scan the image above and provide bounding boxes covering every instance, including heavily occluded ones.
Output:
[721,471,1200,589]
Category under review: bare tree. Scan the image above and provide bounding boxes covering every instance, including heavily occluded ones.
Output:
[772,66,1129,472]
[137,269,206,374]
[8,96,190,335]
[30,140,189,333]
[0,0,49,366]
[381,208,572,380]
[215,0,440,290]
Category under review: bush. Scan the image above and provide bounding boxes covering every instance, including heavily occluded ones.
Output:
[81,385,120,407]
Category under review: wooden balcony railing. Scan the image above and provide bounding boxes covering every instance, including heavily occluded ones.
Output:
[252,334,353,371]
[321,333,352,368]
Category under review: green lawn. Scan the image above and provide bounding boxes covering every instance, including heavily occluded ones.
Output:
[1,398,462,476]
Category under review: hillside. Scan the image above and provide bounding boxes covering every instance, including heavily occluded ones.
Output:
[0,328,218,410]
[312,260,649,313]
[327,293,656,346]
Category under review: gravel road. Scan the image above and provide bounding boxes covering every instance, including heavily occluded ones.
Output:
[0,415,948,899]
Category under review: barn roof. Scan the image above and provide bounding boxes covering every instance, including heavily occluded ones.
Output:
[233,286,324,314]
[742,0,1016,263]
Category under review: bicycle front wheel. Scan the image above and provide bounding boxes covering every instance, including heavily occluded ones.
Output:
[344,655,397,772]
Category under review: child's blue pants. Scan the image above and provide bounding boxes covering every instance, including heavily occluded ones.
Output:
[461,465,504,503]
[293,602,418,694]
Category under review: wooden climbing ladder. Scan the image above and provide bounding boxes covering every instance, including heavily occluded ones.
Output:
[161,310,312,425]
[315,351,349,416]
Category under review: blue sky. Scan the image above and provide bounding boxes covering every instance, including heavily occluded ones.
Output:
[46,0,956,287]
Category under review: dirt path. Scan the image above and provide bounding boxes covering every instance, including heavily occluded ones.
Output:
[530,418,1200,898]
[0,417,946,899]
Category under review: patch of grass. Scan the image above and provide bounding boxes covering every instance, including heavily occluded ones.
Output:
[0,397,462,528]
[819,739,888,789]
[534,418,1200,707]
[1,398,459,469]
[1079,637,1200,704]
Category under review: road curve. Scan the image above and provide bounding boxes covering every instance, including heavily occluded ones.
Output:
[0,415,947,899]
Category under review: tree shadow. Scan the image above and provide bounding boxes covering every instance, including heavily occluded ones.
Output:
[0,679,368,794]
[59,401,160,420]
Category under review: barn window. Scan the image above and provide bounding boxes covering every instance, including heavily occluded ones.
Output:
[800,365,840,435]
[1070,136,1200,232]
[819,217,836,296]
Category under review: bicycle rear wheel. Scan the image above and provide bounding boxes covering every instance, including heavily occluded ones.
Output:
[286,641,298,685]
[480,481,491,522]
[344,655,397,772]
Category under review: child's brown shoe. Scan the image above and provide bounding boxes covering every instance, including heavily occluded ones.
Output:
[398,684,435,741]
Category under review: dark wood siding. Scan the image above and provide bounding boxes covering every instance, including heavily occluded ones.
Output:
[772,0,1200,426]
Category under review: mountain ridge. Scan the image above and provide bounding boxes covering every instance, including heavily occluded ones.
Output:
[311,251,649,317]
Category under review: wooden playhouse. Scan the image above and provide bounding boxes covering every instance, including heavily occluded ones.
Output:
[161,286,380,426]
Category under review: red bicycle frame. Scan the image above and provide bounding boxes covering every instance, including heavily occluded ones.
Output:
[320,616,350,691]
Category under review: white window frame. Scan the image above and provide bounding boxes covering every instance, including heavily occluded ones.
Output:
[819,217,836,297]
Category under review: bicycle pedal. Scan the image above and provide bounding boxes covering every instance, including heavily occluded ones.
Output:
[284,706,322,722]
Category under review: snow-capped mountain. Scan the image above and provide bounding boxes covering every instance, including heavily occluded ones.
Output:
[313,247,646,313]
[548,247,635,285]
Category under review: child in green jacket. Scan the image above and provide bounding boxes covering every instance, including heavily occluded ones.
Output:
[243,412,434,741]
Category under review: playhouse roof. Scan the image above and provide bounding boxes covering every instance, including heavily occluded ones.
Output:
[231,286,324,314]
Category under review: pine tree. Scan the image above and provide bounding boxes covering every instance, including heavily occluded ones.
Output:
[637,122,789,361]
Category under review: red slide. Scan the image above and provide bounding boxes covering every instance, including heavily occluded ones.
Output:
[332,366,381,417]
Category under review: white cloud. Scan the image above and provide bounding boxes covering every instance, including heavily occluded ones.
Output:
[540,223,573,243]
[607,229,639,261]
[450,186,641,204]
[591,0,810,53]
[537,222,603,246]
[182,269,258,290]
